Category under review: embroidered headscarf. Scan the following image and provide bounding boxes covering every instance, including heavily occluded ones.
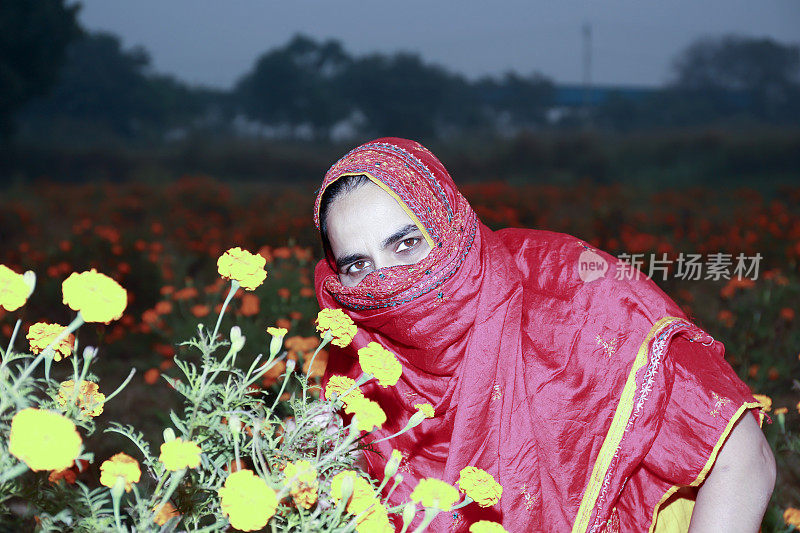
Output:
[314,138,758,532]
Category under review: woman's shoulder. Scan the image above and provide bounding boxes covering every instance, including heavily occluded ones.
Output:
[494,227,685,324]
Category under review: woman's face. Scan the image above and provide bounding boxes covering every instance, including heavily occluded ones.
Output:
[325,181,432,287]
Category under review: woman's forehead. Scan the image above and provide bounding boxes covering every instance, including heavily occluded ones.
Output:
[313,141,455,245]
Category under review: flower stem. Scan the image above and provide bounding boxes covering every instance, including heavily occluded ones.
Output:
[153,469,186,523]
[412,507,440,532]
[104,369,136,403]
[1,319,21,365]
[449,496,473,511]
[212,281,239,342]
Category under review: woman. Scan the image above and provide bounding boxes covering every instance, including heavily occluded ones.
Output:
[313,137,775,532]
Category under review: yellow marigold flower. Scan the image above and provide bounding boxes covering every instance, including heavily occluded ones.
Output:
[753,393,772,412]
[56,380,105,417]
[0,264,31,312]
[358,342,402,387]
[410,478,460,511]
[153,501,180,526]
[219,469,278,531]
[414,403,435,418]
[355,500,393,533]
[9,408,82,471]
[267,326,288,337]
[330,471,377,514]
[315,308,357,347]
[62,269,127,323]
[159,437,202,470]
[283,459,319,509]
[99,453,141,493]
[775,407,789,415]
[217,247,268,291]
[325,375,365,407]
[457,466,503,507]
[785,507,800,527]
[470,521,509,533]
[27,322,75,361]
[345,397,387,432]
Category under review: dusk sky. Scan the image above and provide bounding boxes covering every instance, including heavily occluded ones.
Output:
[74,1,799,89]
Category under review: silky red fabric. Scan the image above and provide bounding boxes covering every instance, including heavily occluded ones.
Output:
[314,138,757,532]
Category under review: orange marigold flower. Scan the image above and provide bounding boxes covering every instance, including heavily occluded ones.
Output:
[784,507,800,527]
[100,453,141,493]
[300,287,315,298]
[144,368,160,385]
[780,307,795,321]
[48,466,77,485]
[56,380,105,417]
[191,304,210,318]
[775,407,789,415]
[154,300,173,315]
[273,247,291,259]
[159,437,202,470]
[26,322,75,361]
[282,460,318,509]
[153,501,180,526]
[276,318,292,330]
[0,264,33,312]
[753,394,772,412]
[217,247,268,291]
[315,308,357,347]
[239,293,260,316]
[62,269,127,323]
[716,309,735,328]
[173,286,198,300]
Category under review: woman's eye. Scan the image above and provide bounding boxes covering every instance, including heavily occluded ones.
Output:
[396,237,420,253]
[347,260,370,274]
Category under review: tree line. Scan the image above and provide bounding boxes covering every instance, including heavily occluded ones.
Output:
[2,1,799,146]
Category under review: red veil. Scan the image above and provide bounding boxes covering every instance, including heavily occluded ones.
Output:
[313,138,759,532]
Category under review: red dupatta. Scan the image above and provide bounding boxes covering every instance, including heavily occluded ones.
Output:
[314,138,758,532]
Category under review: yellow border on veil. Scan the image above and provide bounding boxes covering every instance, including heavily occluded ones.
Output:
[571,316,683,533]
[648,400,762,533]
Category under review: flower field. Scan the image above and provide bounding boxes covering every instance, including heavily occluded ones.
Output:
[0,174,799,531]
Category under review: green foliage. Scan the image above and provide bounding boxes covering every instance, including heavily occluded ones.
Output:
[0,0,82,140]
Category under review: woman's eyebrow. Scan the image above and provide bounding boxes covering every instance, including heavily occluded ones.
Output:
[335,252,366,271]
[381,224,419,249]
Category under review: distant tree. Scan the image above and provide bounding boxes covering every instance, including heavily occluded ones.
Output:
[473,72,555,131]
[20,32,204,142]
[670,34,800,123]
[340,52,478,139]
[235,34,351,139]
[0,0,81,140]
